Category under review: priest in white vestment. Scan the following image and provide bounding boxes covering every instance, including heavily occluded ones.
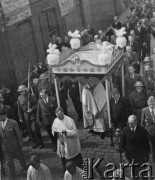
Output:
[52,107,83,171]
[82,84,98,128]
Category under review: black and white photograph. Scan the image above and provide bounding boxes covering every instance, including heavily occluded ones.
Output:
[0,0,155,179]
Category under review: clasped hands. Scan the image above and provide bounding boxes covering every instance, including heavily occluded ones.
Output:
[54,130,67,136]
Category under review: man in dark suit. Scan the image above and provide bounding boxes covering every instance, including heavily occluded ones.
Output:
[123,46,139,73]
[0,109,27,179]
[120,115,150,178]
[129,81,147,124]
[123,17,132,36]
[127,35,139,55]
[134,21,146,44]
[112,16,122,30]
[141,96,155,162]
[110,88,126,128]
[125,65,141,96]
[141,19,151,56]
[134,21,147,58]
[37,61,48,75]
[37,89,57,151]
[129,11,139,29]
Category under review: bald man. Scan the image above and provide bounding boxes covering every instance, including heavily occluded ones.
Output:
[120,115,150,177]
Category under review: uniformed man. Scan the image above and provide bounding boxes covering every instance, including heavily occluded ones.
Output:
[129,81,147,124]
[17,85,43,149]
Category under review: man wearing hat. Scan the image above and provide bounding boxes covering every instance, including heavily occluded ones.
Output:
[129,81,147,124]
[125,65,141,96]
[38,73,53,97]
[17,85,43,149]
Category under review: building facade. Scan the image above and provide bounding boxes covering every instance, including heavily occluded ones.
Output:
[0,0,128,87]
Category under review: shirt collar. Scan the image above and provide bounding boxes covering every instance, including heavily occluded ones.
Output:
[113,96,120,103]
[131,125,137,132]
[149,107,155,113]
[44,96,48,103]
[2,118,8,126]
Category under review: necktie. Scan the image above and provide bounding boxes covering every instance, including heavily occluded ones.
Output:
[44,99,47,104]
[151,110,155,123]
[2,122,5,130]
[131,129,135,137]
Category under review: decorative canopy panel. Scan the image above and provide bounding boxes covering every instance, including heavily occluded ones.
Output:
[49,43,124,82]
[50,58,108,75]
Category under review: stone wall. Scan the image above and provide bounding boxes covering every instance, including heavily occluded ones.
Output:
[0,0,128,86]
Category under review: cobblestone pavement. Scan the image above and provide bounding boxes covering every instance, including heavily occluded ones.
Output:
[2,122,155,180]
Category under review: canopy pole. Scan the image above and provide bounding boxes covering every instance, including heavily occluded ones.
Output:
[153,54,155,90]
[121,63,125,97]
[54,77,60,107]
[78,81,82,102]
[105,78,111,128]
[105,78,113,146]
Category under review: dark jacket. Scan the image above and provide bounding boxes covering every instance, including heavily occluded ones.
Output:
[129,90,147,123]
[126,40,139,54]
[123,51,139,74]
[122,22,132,35]
[134,26,146,45]
[125,73,141,95]
[121,125,150,163]
[141,107,155,132]
[0,119,23,152]
[37,96,57,125]
[112,22,122,29]
[0,105,16,120]
[110,97,126,127]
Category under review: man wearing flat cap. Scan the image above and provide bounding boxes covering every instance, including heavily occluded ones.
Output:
[129,81,147,124]
[38,73,53,97]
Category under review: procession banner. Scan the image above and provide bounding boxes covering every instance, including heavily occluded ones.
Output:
[58,0,74,17]
[1,0,31,26]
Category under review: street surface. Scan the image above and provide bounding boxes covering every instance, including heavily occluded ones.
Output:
[2,122,155,180]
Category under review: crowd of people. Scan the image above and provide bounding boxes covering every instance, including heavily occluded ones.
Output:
[1,0,155,179]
